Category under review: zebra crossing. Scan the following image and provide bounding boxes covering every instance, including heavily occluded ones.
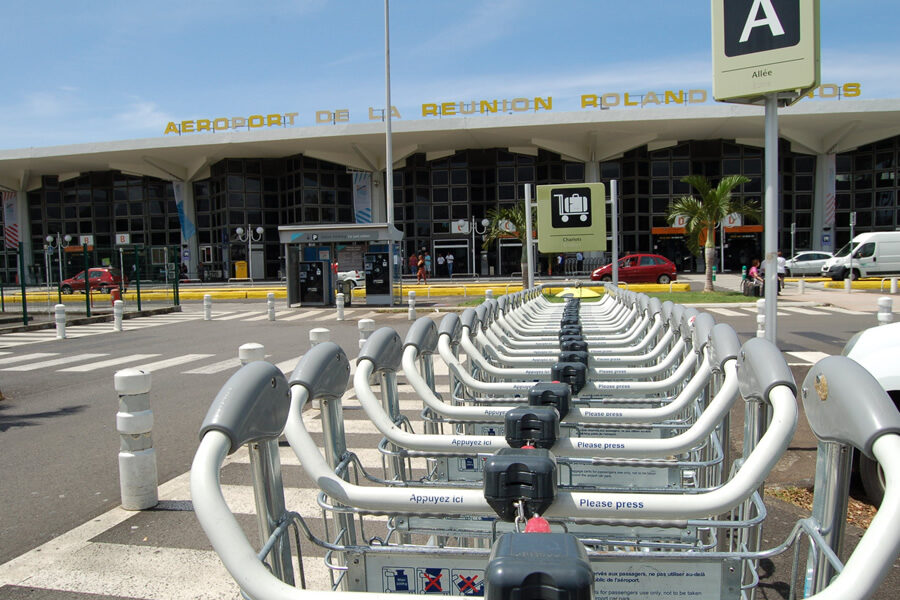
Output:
[0,307,439,349]
[705,304,869,318]
[0,355,443,599]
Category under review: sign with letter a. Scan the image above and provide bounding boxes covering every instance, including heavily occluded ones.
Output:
[711,0,819,104]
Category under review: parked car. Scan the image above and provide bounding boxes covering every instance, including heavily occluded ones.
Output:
[785,250,833,276]
[337,269,364,288]
[842,322,900,506]
[60,267,127,294]
[590,254,677,284]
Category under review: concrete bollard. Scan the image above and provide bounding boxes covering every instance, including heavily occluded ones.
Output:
[798,279,805,295]
[844,278,852,293]
[408,290,416,321]
[756,298,766,338]
[358,318,375,350]
[113,299,124,332]
[203,294,212,320]
[239,342,266,365]
[892,277,898,295]
[54,304,66,340]
[267,292,276,321]
[877,297,893,326]
[336,292,345,321]
[115,368,158,510]
[310,328,330,347]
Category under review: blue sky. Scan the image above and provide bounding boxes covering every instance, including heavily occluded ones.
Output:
[1,0,897,150]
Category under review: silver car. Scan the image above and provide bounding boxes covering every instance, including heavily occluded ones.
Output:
[785,250,832,276]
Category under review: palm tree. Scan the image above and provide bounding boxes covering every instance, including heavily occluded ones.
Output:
[482,201,536,288]
[667,174,759,292]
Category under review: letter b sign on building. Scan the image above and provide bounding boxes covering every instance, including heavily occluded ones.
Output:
[711,0,819,105]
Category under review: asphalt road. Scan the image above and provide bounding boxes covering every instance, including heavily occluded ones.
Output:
[0,300,879,566]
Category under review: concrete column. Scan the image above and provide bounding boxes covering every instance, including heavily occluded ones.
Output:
[16,187,35,284]
[173,181,200,280]
[813,153,836,253]
[371,171,387,223]
[583,160,601,183]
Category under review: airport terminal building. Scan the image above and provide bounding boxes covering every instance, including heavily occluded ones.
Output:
[1,90,899,284]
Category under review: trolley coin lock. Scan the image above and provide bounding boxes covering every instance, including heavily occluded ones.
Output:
[504,406,559,449]
[560,339,588,353]
[528,382,572,419]
[551,362,587,395]
[483,448,557,522]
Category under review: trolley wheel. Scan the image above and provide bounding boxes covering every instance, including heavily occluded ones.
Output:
[860,454,885,507]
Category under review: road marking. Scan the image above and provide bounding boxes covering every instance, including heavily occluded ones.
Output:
[215,311,261,321]
[129,353,215,372]
[2,353,108,371]
[275,356,301,375]
[819,306,870,315]
[279,311,311,321]
[785,351,830,365]
[183,357,242,374]
[781,306,827,315]
[58,354,162,372]
[707,307,744,317]
[0,352,58,365]
[312,311,339,322]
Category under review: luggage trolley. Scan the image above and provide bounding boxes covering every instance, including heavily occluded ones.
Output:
[192,338,900,599]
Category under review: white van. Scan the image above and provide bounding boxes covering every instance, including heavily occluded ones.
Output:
[821,231,900,280]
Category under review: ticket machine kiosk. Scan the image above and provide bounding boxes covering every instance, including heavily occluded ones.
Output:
[364,251,392,305]
[298,261,333,306]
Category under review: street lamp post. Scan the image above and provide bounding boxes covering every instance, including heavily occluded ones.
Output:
[235,226,264,281]
[46,233,71,303]
[471,217,489,277]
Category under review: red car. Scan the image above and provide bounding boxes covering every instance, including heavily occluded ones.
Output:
[590,254,677,284]
[61,267,128,294]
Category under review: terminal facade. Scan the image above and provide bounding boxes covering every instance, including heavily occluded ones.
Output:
[1,98,898,283]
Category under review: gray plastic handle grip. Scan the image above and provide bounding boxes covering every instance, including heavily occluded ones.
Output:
[289,341,351,399]
[660,300,674,323]
[498,296,508,312]
[648,297,662,317]
[404,316,439,354]
[801,356,900,458]
[670,304,685,333]
[680,307,699,341]
[692,312,716,352]
[199,361,290,454]
[438,313,462,341]
[737,337,797,402]
[358,326,403,372]
[708,323,741,372]
[474,304,488,327]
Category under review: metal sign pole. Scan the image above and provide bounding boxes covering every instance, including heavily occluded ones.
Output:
[611,180,619,285]
[524,185,534,289]
[764,94,779,343]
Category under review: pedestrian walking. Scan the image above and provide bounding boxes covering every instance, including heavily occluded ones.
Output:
[446,253,454,277]
[576,251,584,273]
[408,254,417,276]
[777,250,786,295]
[416,254,426,283]
[424,251,432,276]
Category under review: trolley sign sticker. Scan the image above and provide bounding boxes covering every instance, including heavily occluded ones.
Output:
[417,567,451,594]
[452,569,485,596]
[383,567,413,593]
[536,183,606,253]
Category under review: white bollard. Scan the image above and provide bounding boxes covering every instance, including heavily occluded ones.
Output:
[798,279,805,295]
[310,327,330,347]
[756,298,766,338]
[239,342,266,365]
[486,289,494,300]
[358,318,375,350]
[877,296,893,326]
[113,299,124,332]
[54,303,67,339]
[115,368,158,510]
[267,292,276,321]
[336,292,345,321]
[203,294,212,320]
[408,290,416,321]
[844,278,852,293]
[892,277,898,295]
